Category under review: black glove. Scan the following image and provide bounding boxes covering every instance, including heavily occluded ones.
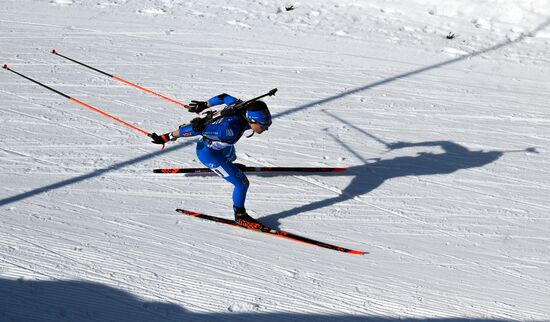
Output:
[190,117,206,132]
[150,132,172,145]
[188,100,208,113]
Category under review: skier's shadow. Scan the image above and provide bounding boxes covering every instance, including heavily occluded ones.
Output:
[258,140,534,229]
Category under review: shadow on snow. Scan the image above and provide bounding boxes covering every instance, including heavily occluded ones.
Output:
[0,142,192,207]
[0,19,546,209]
[0,278,530,322]
[272,19,549,120]
[258,139,535,228]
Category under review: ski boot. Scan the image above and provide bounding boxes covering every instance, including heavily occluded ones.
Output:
[234,206,263,230]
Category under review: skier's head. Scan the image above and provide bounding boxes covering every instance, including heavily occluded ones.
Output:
[246,101,271,133]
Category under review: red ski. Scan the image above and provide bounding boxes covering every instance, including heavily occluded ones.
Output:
[156,164,347,174]
[176,209,366,255]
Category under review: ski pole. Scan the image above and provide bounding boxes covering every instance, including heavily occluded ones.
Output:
[3,64,151,137]
[51,49,191,110]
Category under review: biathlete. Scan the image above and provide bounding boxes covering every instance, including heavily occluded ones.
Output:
[149,93,272,227]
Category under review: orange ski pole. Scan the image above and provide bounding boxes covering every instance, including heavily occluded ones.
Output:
[51,49,190,110]
[3,64,151,137]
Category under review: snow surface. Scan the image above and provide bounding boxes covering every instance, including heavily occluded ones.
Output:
[1,0,550,321]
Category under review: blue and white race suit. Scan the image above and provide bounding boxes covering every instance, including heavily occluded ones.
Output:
[178,94,250,208]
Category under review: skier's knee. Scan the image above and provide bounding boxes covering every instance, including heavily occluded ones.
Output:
[236,176,249,191]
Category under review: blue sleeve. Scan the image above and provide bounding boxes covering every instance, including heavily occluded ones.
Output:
[178,123,202,138]
[207,93,238,107]
[179,116,244,143]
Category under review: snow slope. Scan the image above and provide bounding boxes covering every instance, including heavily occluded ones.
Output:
[1,0,550,321]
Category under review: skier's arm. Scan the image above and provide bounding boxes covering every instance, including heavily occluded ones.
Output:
[188,94,238,113]
[207,93,238,107]
[173,118,218,138]
[153,117,238,145]
[175,120,239,142]
[176,123,202,138]
[154,94,239,143]
[151,119,205,143]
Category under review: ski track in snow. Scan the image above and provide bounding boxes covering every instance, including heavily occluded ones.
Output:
[1,0,550,321]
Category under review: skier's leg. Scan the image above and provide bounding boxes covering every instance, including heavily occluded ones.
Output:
[213,162,262,226]
[196,141,249,208]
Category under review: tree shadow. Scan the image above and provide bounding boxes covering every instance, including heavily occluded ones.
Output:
[0,278,534,322]
[259,140,534,229]
[272,18,550,120]
[0,141,193,207]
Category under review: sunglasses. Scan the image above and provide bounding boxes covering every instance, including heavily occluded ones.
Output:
[247,118,272,130]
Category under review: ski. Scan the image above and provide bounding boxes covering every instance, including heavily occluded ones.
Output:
[155,164,347,174]
[176,209,366,255]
